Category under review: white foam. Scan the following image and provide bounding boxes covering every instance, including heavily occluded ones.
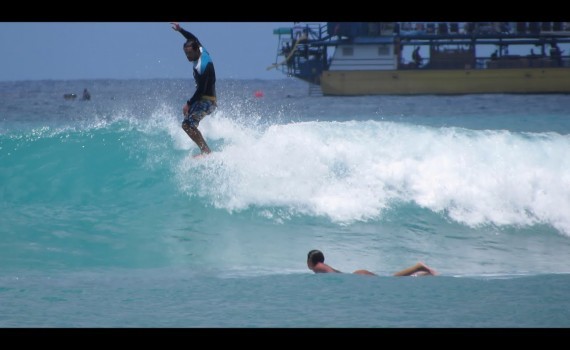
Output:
[167,115,570,236]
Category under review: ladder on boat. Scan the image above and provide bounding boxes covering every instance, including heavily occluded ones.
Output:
[308,82,323,96]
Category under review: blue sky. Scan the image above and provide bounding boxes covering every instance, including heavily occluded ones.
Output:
[3,22,565,82]
[0,22,294,81]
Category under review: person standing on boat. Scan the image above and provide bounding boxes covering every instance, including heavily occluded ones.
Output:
[412,47,422,68]
[550,43,564,66]
[81,88,91,101]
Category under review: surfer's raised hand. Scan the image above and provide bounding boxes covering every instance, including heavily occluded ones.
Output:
[171,22,181,32]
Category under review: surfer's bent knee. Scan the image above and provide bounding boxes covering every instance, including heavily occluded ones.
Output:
[182,118,198,130]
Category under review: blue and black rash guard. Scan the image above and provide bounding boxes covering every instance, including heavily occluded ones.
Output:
[179,28,216,106]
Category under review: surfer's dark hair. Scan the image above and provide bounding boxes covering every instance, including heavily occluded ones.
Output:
[183,40,199,51]
[307,250,325,264]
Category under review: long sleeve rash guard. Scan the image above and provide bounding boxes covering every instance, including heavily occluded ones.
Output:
[179,28,217,106]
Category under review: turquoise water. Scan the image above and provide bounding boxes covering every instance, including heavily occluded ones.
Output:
[1,270,568,328]
[1,79,570,327]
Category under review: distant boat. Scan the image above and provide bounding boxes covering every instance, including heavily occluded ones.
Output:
[270,22,570,95]
[63,93,77,100]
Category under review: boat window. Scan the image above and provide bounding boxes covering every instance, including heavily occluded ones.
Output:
[378,45,390,56]
[342,47,354,56]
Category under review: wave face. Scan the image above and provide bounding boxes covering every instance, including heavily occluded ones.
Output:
[1,79,570,277]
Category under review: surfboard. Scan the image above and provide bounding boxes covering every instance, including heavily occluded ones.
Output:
[266,35,305,71]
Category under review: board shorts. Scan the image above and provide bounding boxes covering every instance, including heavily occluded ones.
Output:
[183,99,216,129]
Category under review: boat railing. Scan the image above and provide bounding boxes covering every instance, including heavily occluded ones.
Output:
[271,22,329,81]
[273,22,570,80]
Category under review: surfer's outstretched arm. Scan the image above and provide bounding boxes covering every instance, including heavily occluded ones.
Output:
[171,22,201,45]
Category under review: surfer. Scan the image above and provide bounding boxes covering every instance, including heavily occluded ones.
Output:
[171,22,216,156]
[307,250,437,276]
[81,88,91,101]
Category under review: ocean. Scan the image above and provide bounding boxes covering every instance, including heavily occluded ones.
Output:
[1,78,570,329]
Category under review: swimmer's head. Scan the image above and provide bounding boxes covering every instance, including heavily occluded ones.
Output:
[307,250,325,265]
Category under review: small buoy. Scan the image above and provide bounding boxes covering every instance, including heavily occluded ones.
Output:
[254,90,264,98]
